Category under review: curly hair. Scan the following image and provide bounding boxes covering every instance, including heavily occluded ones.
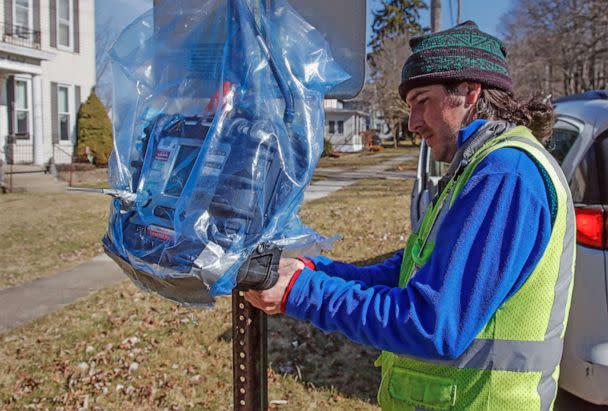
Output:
[445,84,554,143]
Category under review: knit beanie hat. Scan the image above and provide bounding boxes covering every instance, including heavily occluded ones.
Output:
[399,21,513,100]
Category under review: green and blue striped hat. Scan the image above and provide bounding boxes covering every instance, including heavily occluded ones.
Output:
[399,21,513,99]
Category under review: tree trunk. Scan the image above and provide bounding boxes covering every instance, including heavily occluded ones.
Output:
[393,121,399,148]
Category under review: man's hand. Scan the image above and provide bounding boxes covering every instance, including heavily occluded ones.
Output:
[243,257,305,315]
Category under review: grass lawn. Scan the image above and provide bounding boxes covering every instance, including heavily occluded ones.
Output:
[317,144,419,170]
[0,193,110,289]
[0,178,413,410]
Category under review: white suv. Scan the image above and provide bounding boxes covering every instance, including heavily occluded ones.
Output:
[550,90,608,406]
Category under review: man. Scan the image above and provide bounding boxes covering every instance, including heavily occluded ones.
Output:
[245,21,575,410]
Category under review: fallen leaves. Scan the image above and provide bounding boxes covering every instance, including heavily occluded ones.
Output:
[1,178,412,410]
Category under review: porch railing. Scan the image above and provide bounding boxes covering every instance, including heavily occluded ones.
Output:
[52,143,76,185]
[1,22,41,49]
[4,135,34,165]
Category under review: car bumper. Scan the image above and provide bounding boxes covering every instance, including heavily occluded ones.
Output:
[560,342,608,405]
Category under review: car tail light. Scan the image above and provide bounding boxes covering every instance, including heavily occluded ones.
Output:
[574,207,606,249]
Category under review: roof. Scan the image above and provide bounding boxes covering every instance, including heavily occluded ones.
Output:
[554,90,608,135]
[554,90,608,103]
[324,108,370,117]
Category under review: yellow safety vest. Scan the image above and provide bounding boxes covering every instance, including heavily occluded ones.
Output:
[376,126,575,410]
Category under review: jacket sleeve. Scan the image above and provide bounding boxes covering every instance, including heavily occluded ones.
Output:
[284,158,552,360]
[307,252,403,288]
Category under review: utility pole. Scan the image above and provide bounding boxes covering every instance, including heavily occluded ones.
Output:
[431,0,441,33]
[457,0,462,24]
[428,0,443,179]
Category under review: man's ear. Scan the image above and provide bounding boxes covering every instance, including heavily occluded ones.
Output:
[463,82,482,106]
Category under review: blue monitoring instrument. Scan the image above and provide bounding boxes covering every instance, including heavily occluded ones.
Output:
[104,109,286,304]
[94,0,345,305]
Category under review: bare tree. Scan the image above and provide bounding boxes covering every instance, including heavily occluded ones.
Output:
[367,32,412,148]
[502,0,608,98]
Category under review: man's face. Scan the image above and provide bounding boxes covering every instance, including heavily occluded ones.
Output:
[406,84,472,163]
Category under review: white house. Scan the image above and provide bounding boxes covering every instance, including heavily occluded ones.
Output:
[324,99,368,152]
[0,0,95,165]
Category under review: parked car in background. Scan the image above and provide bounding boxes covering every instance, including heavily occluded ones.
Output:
[550,90,608,405]
[411,90,608,405]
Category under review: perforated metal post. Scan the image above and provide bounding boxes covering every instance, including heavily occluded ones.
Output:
[232,290,268,411]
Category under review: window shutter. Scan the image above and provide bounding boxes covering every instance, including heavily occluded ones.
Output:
[33,0,41,44]
[7,76,15,136]
[73,0,80,52]
[50,0,57,48]
[4,0,13,36]
[51,82,59,144]
[75,85,81,140]
[75,85,81,113]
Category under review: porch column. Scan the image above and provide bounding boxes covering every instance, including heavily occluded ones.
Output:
[32,74,44,165]
[0,75,6,165]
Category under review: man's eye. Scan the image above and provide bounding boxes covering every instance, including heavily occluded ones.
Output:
[418,98,428,105]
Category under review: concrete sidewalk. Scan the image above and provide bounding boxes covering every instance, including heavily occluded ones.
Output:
[0,255,124,332]
[0,153,416,332]
[304,154,415,201]
[3,165,68,193]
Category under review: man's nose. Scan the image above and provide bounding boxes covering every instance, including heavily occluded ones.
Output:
[408,108,422,133]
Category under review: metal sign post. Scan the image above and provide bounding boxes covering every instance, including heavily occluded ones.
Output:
[232,291,268,411]
[231,244,281,410]
[151,2,366,410]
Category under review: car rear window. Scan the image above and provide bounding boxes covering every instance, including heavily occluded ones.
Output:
[569,134,607,205]
[549,119,580,164]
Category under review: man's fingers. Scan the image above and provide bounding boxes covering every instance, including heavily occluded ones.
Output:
[243,291,281,315]
[243,291,262,308]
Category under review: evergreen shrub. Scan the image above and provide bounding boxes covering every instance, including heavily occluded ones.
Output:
[76,91,113,166]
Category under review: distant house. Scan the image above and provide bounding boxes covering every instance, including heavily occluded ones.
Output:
[0,0,96,165]
[368,106,391,141]
[324,99,369,152]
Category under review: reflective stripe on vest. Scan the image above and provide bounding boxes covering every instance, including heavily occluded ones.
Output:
[378,126,576,411]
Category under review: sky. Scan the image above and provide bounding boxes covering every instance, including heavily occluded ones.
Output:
[366,0,512,45]
[95,0,152,32]
[94,0,513,104]
[97,0,513,50]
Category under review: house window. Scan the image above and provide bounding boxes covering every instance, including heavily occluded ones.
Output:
[329,121,335,134]
[58,85,70,141]
[15,79,30,137]
[338,120,344,134]
[14,0,32,38]
[57,0,72,48]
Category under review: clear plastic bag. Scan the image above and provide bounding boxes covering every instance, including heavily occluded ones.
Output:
[103,0,348,305]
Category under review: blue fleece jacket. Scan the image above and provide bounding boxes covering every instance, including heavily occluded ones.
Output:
[285,120,553,360]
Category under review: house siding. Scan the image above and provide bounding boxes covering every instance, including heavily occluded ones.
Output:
[325,110,366,152]
[0,0,95,165]
[40,0,95,163]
